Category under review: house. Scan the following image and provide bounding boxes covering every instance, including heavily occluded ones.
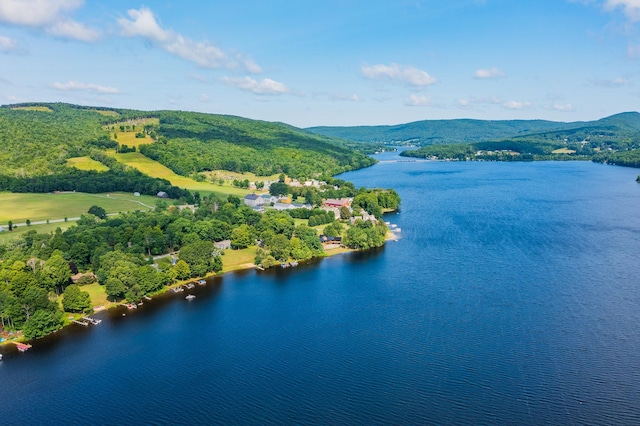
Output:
[243,193,261,207]
[320,235,342,244]
[71,272,97,284]
[214,240,232,250]
[260,194,278,205]
[324,198,351,208]
[350,211,377,225]
[321,206,341,220]
[176,204,196,213]
[157,191,168,198]
[273,202,297,211]
[133,192,141,197]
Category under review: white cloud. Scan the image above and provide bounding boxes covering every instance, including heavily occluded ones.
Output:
[552,103,575,111]
[188,74,210,83]
[628,44,640,58]
[118,7,261,73]
[199,94,210,103]
[405,94,431,106]
[328,93,360,102]
[604,0,640,22]
[221,76,290,95]
[473,67,506,79]
[361,63,437,86]
[503,100,532,110]
[0,0,99,41]
[51,81,120,94]
[0,35,20,53]
[591,76,631,86]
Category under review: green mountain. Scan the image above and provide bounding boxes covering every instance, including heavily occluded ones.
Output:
[0,103,374,190]
[398,112,640,168]
[307,112,640,146]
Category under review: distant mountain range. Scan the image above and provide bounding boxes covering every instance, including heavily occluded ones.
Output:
[307,112,640,146]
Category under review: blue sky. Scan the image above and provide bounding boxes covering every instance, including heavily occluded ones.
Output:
[0,0,639,127]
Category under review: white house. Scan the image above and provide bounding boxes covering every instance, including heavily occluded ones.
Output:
[243,193,261,207]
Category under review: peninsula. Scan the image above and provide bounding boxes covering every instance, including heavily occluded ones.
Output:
[0,103,400,344]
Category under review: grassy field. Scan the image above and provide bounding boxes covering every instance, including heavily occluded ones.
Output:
[90,109,119,117]
[66,156,110,172]
[221,246,258,272]
[0,221,75,244]
[114,132,155,148]
[0,191,157,223]
[552,148,577,154]
[109,151,255,197]
[11,106,52,112]
[80,282,113,309]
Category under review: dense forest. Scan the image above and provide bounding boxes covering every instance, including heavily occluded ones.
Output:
[0,103,375,195]
[307,112,640,147]
[399,113,640,168]
[141,111,375,177]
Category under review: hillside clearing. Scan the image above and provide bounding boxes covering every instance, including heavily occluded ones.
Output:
[11,106,52,112]
[66,156,110,172]
[108,151,256,197]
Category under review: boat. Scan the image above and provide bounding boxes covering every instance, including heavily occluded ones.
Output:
[185,294,196,300]
[126,303,137,309]
[186,283,195,289]
[15,343,32,352]
[143,296,152,301]
[173,287,184,293]
[0,353,3,361]
[197,279,206,285]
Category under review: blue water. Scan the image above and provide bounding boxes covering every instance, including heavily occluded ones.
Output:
[2,155,640,425]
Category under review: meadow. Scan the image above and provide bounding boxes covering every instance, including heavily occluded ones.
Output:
[108,151,259,197]
[0,191,157,224]
[66,156,110,172]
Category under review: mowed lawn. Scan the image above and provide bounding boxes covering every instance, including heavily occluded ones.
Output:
[109,152,254,198]
[0,191,158,223]
[0,221,75,244]
[221,246,258,272]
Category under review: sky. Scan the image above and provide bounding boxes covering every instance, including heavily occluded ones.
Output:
[0,0,639,127]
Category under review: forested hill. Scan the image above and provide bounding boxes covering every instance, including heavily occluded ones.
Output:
[306,112,640,146]
[0,103,374,182]
[141,110,374,177]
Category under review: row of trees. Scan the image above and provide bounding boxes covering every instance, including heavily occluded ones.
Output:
[0,167,191,200]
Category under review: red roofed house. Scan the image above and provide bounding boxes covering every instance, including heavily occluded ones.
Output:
[324,198,351,208]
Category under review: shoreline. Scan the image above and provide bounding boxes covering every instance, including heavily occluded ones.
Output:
[0,241,369,350]
[1,213,401,351]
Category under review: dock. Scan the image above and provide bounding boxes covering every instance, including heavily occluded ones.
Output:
[83,316,102,325]
[73,319,89,326]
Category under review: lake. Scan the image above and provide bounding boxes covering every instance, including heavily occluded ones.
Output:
[1,154,640,425]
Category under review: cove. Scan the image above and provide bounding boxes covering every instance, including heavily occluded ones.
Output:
[1,154,640,425]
